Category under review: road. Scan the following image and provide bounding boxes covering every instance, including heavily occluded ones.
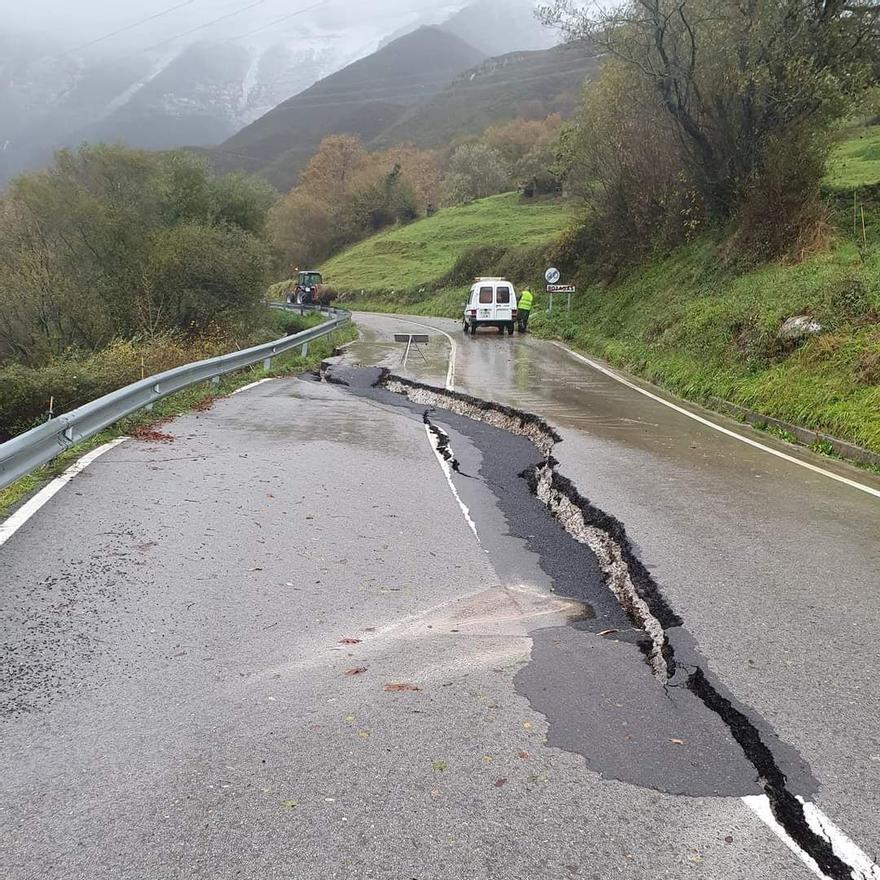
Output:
[1,311,878,879]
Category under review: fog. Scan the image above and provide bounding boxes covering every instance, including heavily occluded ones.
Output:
[2,0,467,54]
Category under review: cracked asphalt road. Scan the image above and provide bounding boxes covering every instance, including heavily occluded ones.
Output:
[1,312,878,878]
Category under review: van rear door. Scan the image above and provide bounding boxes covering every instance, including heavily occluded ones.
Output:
[477,286,494,322]
[494,285,513,322]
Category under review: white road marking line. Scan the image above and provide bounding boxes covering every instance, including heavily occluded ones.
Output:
[553,342,880,501]
[743,795,880,879]
[0,439,128,548]
[383,316,457,391]
[231,378,274,395]
[424,423,478,539]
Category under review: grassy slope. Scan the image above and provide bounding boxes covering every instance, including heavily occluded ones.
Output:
[313,130,880,456]
[320,193,575,292]
[826,124,880,188]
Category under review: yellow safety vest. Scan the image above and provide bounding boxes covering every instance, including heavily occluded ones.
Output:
[518,290,534,311]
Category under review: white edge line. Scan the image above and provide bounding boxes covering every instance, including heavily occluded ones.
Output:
[742,796,826,878]
[231,377,274,396]
[383,316,456,391]
[743,795,880,879]
[424,423,478,539]
[0,438,128,548]
[553,341,880,501]
[799,797,880,879]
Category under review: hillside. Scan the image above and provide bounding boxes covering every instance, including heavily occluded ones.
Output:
[375,40,599,149]
[309,132,880,458]
[215,28,486,191]
[318,193,575,292]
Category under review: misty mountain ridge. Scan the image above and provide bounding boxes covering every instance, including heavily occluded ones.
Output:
[0,0,562,186]
[215,27,487,189]
[0,24,377,184]
[212,32,598,192]
[378,0,557,55]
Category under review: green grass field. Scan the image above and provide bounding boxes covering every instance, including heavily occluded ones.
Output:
[826,124,880,189]
[320,193,575,292]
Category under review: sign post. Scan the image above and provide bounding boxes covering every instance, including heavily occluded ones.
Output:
[546,283,576,312]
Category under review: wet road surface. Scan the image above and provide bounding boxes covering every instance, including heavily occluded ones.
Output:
[1,311,878,878]
[344,312,880,872]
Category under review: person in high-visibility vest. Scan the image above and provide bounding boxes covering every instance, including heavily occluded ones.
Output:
[517,288,534,333]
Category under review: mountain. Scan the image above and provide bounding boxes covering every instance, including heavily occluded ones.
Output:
[374,40,599,149]
[214,36,598,192]
[214,27,487,190]
[441,0,557,56]
[0,31,371,186]
[378,0,557,57]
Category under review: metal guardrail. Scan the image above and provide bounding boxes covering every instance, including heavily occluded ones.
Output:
[0,305,350,491]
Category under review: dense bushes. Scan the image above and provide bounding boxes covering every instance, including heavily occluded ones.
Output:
[0,145,275,366]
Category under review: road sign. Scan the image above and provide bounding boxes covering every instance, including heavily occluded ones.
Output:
[394,334,430,370]
[545,283,576,314]
[545,267,561,285]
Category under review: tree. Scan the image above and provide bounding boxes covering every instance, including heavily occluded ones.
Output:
[0,145,273,365]
[444,144,511,204]
[541,0,880,219]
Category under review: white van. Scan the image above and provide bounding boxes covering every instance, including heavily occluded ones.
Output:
[462,278,517,335]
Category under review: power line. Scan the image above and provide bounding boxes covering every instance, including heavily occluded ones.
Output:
[225,57,599,117]
[211,57,600,164]
[63,1,201,56]
[143,0,271,52]
[227,0,331,41]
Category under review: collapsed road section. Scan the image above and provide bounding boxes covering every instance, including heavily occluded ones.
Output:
[323,363,878,880]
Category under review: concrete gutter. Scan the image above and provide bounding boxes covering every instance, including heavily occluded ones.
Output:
[708,397,880,469]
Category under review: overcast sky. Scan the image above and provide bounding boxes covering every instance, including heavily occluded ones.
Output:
[1,0,468,51]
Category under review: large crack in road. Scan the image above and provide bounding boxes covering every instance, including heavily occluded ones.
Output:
[324,363,865,880]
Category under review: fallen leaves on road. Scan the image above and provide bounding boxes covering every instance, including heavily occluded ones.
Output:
[281,800,297,809]
[522,721,533,731]
[130,425,175,443]
[383,683,420,692]
[432,760,448,772]
[344,667,367,676]
[494,778,508,788]
[339,638,361,645]
[358,730,370,740]
[517,751,529,760]
[670,738,685,745]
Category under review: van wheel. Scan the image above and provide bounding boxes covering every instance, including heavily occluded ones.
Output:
[497,326,504,334]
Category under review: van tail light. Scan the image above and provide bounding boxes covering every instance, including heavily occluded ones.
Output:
[467,309,476,316]
[512,309,518,317]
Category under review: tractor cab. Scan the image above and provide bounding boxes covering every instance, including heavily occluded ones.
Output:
[287,270,323,306]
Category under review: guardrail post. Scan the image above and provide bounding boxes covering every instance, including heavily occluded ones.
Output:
[263,357,272,370]
[301,341,309,357]
[212,376,220,386]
